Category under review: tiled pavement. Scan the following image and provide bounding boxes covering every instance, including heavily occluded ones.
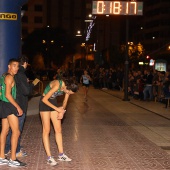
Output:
[1,87,170,170]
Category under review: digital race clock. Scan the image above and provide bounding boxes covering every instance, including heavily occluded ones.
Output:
[92,1,143,15]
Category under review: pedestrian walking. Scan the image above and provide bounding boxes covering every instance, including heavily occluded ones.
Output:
[39,79,78,166]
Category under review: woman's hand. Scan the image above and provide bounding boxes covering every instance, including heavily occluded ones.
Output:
[56,106,65,113]
[55,106,66,119]
[17,106,23,116]
[57,109,66,119]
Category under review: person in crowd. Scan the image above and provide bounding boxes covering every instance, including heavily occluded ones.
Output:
[80,70,92,101]
[152,69,159,99]
[128,72,135,96]
[161,71,170,106]
[138,74,145,100]
[39,78,78,166]
[157,71,165,100]
[0,58,26,167]
[53,68,63,80]
[5,56,34,157]
[143,69,153,101]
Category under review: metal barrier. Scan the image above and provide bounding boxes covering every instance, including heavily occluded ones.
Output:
[30,80,44,95]
[38,81,43,94]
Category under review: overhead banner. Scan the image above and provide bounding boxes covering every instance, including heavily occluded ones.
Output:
[0,0,28,75]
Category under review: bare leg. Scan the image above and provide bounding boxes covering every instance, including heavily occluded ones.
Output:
[82,86,86,98]
[40,111,51,157]
[0,118,9,158]
[50,111,63,154]
[86,87,89,98]
[83,86,89,100]
[7,114,20,160]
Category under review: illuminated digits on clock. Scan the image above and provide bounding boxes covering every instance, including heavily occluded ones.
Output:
[97,1,104,14]
[130,2,137,14]
[126,2,129,14]
[113,2,121,14]
[93,1,143,15]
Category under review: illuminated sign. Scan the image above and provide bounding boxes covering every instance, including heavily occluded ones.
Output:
[92,1,143,15]
[149,59,155,66]
[0,13,17,20]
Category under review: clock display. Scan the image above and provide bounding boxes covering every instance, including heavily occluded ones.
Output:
[92,1,143,15]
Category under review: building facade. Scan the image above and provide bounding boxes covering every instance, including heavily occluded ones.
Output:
[21,0,120,53]
[133,0,170,59]
[22,0,47,38]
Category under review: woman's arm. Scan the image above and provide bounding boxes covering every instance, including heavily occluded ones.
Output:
[86,74,92,82]
[62,93,70,109]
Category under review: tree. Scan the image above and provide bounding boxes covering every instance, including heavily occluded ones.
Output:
[22,27,76,68]
[120,42,145,66]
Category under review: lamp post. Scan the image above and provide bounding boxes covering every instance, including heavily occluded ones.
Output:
[46,25,51,68]
[75,30,83,68]
[123,16,130,101]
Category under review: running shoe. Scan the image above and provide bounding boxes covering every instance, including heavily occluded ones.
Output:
[8,159,26,167]
[16,150,27,157]
[5,150,11,156]
[47,157,58,166]
[0,157,9,165]
[58,154,72,162]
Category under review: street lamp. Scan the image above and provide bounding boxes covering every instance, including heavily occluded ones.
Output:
[76,30,82,37]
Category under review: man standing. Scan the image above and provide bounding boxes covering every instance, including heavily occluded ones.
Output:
[143,69,153,101]
[0,58,26,167]
[5,56,33,157]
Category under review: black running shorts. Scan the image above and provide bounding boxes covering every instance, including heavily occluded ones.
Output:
[82,83,89,87]
[39,96,57,112]
[0,101,18,118]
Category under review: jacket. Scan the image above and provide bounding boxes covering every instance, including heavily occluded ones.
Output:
[15,66,33,113]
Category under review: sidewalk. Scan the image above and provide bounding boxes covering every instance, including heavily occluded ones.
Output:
[27,95,41,116]
[101,89,170,120]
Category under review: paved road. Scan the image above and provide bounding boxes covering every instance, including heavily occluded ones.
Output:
[1,87,170,170]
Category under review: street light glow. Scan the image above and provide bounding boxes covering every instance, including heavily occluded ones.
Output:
[76,30,82,36]
[81,43,85,47]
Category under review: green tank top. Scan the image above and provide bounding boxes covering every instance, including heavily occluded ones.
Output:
[0,74,16,102]
[43,80,63,99]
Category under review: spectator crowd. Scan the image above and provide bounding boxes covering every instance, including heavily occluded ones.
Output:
[28,65,170,104]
